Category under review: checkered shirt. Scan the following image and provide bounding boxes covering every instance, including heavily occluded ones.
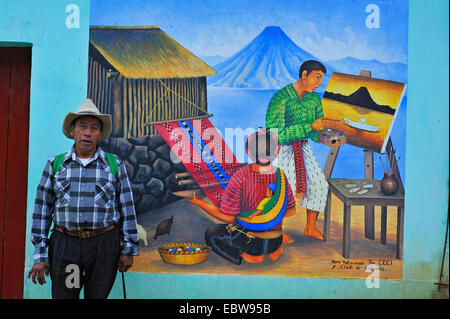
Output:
[31,146,139,264]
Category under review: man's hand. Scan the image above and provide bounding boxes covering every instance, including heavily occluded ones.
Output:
[311,118,327,131]
[27,262,50,285]
[312,118,346,131]
[118,254,133,272]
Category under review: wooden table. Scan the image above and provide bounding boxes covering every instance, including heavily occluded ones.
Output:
[323,178,405,259]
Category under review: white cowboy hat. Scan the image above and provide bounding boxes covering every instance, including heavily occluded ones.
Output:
[62,98,112,141]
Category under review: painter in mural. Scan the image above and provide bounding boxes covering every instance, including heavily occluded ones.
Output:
[266,60,330,241]
[90,0,408,280]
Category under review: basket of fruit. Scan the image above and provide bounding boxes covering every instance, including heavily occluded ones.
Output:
[158,242,211,265]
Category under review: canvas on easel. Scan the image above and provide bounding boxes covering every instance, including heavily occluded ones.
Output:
[320,71,406,256]
[321,72,406,154]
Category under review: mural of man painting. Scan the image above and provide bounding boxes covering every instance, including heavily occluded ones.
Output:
[266,60,330,240]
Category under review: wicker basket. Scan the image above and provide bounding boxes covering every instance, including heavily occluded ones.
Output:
[158,242,211,265]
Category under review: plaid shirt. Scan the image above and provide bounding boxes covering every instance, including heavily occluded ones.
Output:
[31,146,139,264]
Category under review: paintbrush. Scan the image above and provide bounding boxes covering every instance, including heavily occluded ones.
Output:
[390,148,397,173]
[392,155,401,173]
[379,156,387,173]
[387,151,391,172]
[385,154,390,173]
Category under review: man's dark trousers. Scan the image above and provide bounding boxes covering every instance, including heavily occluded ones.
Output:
[48,226,121,299]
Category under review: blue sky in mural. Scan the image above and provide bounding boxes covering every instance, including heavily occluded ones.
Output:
[90,0,408,63]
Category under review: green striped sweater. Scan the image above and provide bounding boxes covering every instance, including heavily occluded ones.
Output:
[265,84,323,145]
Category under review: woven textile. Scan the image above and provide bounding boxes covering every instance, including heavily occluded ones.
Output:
[235,168,288,231]
[293,140,308,194]
[155,118,242,207]
[274,143,329,211]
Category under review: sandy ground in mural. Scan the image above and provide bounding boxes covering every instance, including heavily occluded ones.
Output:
[132,195,402,280]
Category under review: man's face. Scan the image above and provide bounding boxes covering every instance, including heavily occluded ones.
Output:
[302,70,325,92]
[69,116,102,156]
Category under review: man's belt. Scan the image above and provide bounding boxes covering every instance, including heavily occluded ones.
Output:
[54,224,115,239]
[293,140,308,195]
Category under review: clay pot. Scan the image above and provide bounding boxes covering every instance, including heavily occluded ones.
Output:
[380,172,399,195]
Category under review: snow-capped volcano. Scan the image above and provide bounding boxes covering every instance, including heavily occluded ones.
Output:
[207,26,335,89]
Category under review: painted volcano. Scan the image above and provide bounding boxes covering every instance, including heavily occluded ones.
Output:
[208,26,336,89]
[323,86,396,114]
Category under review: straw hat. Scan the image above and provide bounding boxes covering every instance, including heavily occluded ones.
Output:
[62,99,112,141]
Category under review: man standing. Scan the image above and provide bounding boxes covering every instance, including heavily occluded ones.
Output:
[28,99,139,299]
[266,60,330,240]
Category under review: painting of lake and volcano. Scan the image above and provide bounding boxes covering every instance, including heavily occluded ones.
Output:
[321,72,406,154]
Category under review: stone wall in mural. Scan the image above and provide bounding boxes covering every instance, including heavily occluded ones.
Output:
[99,136,188,213]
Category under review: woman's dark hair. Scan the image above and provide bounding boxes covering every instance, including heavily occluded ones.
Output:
[299,60,327,78]
[245,129,280,164]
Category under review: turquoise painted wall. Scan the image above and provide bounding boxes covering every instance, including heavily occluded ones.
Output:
[0,0,447,298]
[402,0,448,288]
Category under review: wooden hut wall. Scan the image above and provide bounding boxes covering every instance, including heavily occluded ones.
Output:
[87,56,113,118]
[88,56,208,138]
[122,77,208,137]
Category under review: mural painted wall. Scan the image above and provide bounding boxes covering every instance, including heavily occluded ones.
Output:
[90,0,410,281]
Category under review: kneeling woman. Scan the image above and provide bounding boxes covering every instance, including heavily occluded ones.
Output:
[188,130,297,265]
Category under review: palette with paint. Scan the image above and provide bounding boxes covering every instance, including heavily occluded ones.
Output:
[318,128,346,146]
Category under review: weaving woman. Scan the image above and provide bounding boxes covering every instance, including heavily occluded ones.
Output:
[188,130,297,265]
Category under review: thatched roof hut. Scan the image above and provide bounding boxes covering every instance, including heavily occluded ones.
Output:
[88,25,217,137]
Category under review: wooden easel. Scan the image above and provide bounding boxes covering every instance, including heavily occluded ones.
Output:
[322,70,404,241]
